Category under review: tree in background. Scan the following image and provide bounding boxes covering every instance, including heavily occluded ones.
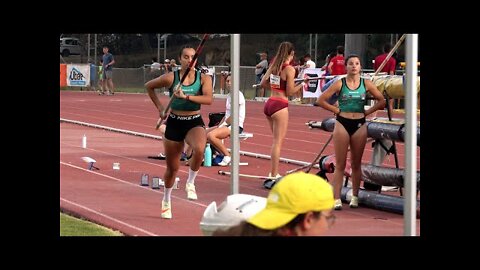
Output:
[60,34,405,68]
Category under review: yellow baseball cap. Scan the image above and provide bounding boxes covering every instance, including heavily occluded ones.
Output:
[247,172,334,230]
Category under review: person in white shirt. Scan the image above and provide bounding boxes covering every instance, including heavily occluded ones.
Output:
[206,74,246,166]
[170,59,179,72]
[293,54,316,103]
[150,57,161,79]
[304,54,316,69]
[151,57,161,70]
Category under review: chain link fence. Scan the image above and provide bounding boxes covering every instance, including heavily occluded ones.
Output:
[101,65,259,99]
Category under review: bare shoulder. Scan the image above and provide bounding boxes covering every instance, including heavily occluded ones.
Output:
[201,73,212,80]
[201,73,213,84]
[161,71,174,80]
[333,78,343,87]
[283,65,295,72]
[282,65,296,77]
[160,72,175,85]
[326,79,342,93]
[363,79,376,91]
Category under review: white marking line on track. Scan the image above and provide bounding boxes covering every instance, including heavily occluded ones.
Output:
[61,119,417,178]
[60,161,207,207]
[60,141,264,192]
[60,197,157,236]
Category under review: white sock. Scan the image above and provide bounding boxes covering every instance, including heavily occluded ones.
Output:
[163,187,172,202]
[186,168,198,185]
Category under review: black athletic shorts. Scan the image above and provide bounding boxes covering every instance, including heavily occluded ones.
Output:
[336,114,365,136]
[165,113,205,142]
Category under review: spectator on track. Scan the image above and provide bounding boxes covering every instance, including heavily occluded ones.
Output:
[102,45,116,95]
[328,46,346,76]
[255,52,269,98]
[150,57,162,79]
[374,43,397,112]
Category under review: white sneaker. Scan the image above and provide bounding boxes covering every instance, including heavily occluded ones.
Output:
[292,98,301,103]
[218,155,231,166]
[334,199,343,210]
[185,183,198,200]
[161,201,172,219]
[268,173,282,179]
[349,196,359,208]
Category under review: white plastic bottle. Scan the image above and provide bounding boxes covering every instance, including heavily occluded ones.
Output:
[82,134,87,148]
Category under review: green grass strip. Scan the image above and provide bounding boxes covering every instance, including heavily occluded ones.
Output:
[60,212,123,236]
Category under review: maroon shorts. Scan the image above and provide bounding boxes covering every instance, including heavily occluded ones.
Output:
[264,97,288,117]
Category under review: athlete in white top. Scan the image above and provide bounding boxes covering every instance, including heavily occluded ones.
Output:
[206,74,246,166]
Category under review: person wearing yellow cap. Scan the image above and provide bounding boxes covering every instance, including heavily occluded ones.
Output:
[212,172,335,236]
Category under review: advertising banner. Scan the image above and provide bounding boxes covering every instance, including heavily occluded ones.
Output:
[301,68,325,98]
[67,64,91,86]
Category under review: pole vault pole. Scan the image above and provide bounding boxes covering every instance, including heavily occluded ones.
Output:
[285,133,333,175]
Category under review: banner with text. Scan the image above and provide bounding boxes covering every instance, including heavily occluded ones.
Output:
[301,68,326,98]
[67,64,91,87]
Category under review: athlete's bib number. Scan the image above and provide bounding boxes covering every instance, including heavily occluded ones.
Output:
[270,74,280,88]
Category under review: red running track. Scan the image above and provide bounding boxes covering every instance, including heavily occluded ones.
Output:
[60,91,420,236]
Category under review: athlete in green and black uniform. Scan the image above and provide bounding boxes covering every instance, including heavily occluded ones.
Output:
[145,46,213,219]
[316,54,385,211]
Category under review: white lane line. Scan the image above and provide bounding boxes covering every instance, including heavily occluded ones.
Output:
[60,161,207,207]
[60,197,157,236]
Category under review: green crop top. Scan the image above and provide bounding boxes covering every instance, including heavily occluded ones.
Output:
[169,70,202,111]
[338,78,367,113]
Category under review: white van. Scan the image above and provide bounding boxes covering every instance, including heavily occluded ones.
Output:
[60,37,82,57]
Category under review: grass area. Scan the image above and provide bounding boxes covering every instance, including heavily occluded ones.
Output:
[60,212,123,236]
